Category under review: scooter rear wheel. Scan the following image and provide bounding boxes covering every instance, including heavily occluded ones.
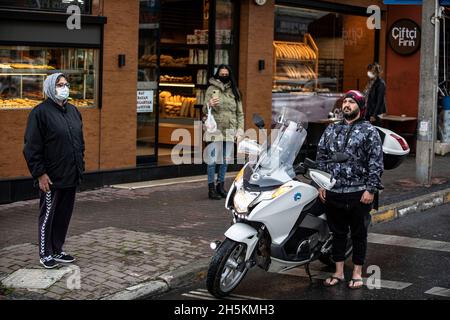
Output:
[206,238,249,298]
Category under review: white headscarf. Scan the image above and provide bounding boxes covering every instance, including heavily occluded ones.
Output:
[43,73,67,104]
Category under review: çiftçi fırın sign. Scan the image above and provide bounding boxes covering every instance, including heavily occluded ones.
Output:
[388,19,421,56]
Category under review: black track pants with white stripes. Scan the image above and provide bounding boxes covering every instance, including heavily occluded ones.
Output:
[38,187,76,258]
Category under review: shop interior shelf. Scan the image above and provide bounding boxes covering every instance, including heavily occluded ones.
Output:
[160,82,195,88]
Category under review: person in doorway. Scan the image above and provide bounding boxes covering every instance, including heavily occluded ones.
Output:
[316,90,384,289]
[364,63,387,126]
[203,65,244,200]
[23,73,85,269]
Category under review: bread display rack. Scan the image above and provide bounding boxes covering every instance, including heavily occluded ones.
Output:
[0,48,97,110]
[273,33,319,92]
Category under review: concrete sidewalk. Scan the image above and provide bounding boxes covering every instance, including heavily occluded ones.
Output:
[0,154,449,300]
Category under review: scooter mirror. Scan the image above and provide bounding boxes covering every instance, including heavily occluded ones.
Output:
[237,139,262,156]
[252,113,265,129]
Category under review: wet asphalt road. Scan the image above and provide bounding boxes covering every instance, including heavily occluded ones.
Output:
[154,203,450,300]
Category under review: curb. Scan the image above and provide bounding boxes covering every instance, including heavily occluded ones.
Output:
[102,188,450,300]
[371,187,450,224]
[102,258,210,300]
[110,172,239,190]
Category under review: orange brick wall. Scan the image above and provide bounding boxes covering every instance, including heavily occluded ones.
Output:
[239,0,275,133]
[0,103,101,179]
[97,0,139,170]
[0,110,32,178]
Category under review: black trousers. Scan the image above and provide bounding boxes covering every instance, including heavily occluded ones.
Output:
[325,190,372,266]
[38,187,76,258]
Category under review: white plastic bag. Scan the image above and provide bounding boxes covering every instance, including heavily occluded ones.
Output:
[204,105,217,133]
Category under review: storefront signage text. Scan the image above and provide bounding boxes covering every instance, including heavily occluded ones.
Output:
[278,20,308,35]
[137,90,153,113]
[388,19,421,56]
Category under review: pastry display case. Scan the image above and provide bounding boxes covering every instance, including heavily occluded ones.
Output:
[272,33,319,93]
[0,46,98,110]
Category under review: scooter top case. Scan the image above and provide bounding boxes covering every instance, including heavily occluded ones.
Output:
[375,126,410,170]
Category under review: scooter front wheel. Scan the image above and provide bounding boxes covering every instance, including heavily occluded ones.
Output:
[206,238,249,298]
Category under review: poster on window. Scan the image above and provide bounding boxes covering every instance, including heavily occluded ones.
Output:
[137,90,153,113]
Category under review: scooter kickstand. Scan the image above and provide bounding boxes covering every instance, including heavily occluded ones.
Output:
[305,263,313,283]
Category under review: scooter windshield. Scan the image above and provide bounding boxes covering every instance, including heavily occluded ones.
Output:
[246,108,308,189]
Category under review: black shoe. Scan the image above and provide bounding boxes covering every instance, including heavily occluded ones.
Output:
[208,183,222,200]
[40,256,60,269]
[216,182,228,198]
[53,252,75,263]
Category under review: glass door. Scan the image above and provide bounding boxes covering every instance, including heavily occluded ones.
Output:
[137,0,160,165]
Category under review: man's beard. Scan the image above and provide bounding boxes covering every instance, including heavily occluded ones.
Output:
[343,108,359,120]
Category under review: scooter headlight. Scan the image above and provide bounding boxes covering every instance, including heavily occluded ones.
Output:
[233,187,259,214]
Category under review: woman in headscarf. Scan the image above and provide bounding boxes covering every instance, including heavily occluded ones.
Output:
[23,73,85,269]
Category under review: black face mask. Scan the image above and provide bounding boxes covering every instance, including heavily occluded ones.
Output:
[218,76,230,83]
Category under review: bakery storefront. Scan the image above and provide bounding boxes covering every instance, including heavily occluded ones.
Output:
[7,1,434,204]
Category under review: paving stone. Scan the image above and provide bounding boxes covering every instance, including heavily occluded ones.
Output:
[2,268,71,289]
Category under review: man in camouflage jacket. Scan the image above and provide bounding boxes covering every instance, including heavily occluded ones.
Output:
[316,90,383,289]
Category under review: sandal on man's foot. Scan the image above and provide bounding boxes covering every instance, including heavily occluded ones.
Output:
[324,276,345,287]
[348,278,364,289]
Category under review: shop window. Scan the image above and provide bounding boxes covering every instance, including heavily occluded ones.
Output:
[152,0,207,165]
[135,0,239,165]
[0,46,99,109]
[0,0,91,14]
[273,5,375,122]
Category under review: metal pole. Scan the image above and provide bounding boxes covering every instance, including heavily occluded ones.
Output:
[416,0,440,186]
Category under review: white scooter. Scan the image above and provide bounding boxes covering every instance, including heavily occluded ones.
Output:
[206,108,410,298]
